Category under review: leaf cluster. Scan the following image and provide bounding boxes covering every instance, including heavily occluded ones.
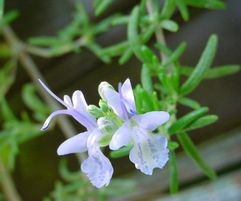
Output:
[43,160,136,201]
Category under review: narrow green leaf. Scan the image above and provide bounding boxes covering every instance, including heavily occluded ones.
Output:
[180,34,218,95]
[135,85,143,114]
[28,37,60,46]
[177,132,216,179]
[128,6,140,54]
[101,41,129,57]
[111,16,129,25]
[0,137,18,170]
[175,0,189,21]
[168,141,179,151]
[139,45,159,69]
[184,115,218,131]
[119,48,133,64]
[94,15,119,34]
[169,107,209,134]
[169,150,178,194]
[181,65,240,79]
[161,20,179,32]
[134,85,154,113]
[0,0,4,19]
[0,98,17,122]
[162,42,187,67]
[87,43,110,63]
[155,42,172,56]
[161,0,176,19]
[0,10,19,30]
[0,59,16,97]
[178,97,201,109]
[94,0,113,16]
[183,0,225,9]
[140,0,147,16]
[110,145,132,158]
[204,65,240,79]
[141,66,153,92]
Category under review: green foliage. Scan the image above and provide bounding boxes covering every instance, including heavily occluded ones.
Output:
[180,34,218,95]
[183,0,225,9]
[0,10,19,31]
[22,84,51,121]
[184,115,218,131]
[169,150,178,194]
[177,132,216,179]
[181,65,240,79]
[0,0,239,198]
[169,107,209,134]
[0,59,16,98]
[0,98,42,170]
[93,0,114,16]
[0,0,4,19]
[110,145,132,158]
[44,160,136,201]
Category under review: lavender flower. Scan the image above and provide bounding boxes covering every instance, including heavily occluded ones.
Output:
[39,80,113,188]
[99,79,170,175]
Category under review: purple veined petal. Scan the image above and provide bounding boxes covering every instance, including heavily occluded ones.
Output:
[41,109,71,130]
[57,131,90,155]
[81,146,113,188]
[109,122,132,150]
[129,127,169,175]
[38,79,68,108]
[134,111,170,131]
[119,78,136,114]
[98,82,127,120]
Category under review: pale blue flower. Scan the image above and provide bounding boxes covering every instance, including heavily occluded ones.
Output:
[99,79,170,175]
[39,80,113,188]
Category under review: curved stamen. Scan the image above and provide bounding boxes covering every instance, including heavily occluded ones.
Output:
[38,79,68,108]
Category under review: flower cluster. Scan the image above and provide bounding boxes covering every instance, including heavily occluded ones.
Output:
[40,78,170,188]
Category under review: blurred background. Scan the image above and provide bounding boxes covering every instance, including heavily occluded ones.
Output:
[1,0,241,201]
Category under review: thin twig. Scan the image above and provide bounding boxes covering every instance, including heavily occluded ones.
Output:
[2,26,96,201]
[2,26,87,163]
[146,0,167,62]
[25,38,86,58]
[0,160,22,201]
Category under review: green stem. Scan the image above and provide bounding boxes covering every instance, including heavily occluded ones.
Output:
[25,37,86,58]
[2,26,95,201]
[146,0,167,62]
[2,26,86,164]
[0,160,22,201]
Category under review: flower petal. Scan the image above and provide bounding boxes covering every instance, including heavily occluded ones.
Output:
[64,95,72,107]
[57,132,90,155]
[129,127,169,175]
[120,79,136,114]
[98,82,127,120]
[41,109,71,130]
[72,90,96,124]
[72,90,87,112]
[109,122,132,150]
[81,147,113,188]
[134,111,170,131]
